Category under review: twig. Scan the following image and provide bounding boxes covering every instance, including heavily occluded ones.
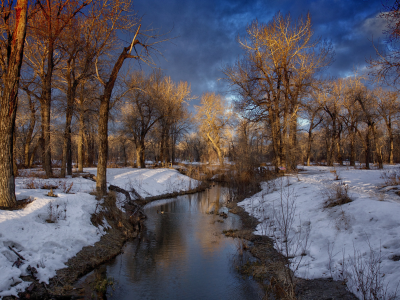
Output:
[9,246,25,260]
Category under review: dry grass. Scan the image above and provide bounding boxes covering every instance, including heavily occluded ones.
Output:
[346,243,398,300]
[330,169,341,180]
[323,181,352,208]
[45,201,67,223]
[235,238,249,256]
[380,169,400,186]
[22,178,74,194]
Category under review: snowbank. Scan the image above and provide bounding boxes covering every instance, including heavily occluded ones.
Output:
[85,167,200,198]
[239,165,400,299]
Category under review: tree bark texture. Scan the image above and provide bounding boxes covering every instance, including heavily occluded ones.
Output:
[0,0,28,208]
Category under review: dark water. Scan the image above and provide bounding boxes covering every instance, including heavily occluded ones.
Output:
[106,185,264,300]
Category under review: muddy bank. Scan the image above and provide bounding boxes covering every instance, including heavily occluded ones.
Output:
[226,196,357,299]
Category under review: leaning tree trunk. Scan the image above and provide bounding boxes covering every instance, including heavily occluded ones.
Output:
[96,43,139,194]
[0,0,28,208]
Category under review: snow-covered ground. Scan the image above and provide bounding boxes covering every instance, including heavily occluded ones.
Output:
[85,167,200,197]
[0,168,198,297]
[239,165,400,299]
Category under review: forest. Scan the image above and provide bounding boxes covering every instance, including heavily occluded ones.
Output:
[1,0,400,210]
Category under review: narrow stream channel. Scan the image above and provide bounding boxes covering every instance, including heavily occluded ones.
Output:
[105,185,264,299]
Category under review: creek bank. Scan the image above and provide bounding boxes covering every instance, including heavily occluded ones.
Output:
[8,188,145,300]
[225,189,357,299]
[14,179,208,299]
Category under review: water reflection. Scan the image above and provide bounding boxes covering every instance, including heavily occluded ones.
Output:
[106,185,263,300]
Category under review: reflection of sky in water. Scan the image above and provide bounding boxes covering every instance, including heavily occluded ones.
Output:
[106,185,263,300]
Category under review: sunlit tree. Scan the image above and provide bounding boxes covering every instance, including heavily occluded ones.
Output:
[0,0,28,208]
[195,93,229,166]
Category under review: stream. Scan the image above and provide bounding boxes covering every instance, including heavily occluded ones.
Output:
[105,185,264,299]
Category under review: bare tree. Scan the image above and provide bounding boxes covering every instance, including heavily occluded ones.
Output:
[348,78,383,169]
[374,87,399,164]
[195,92,228,166]
[0,0,28,208]
[224,13,332,171]
[16,89,39,168]
[94,0,165,194]
[302,89,324,166]
[25,0,90,178]
[121,71,163,168]
[369,0,400,85]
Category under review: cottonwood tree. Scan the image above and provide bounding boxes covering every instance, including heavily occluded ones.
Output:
[374,87,399,164]
[157,76,191,165]
[195,92,228,166]
[16,90,40,168]
[347,77,383,169]
[341,78,362,166]
[320,79,346,166]
[0,0,28,208]
[58,0,125,177]
[94,0,165,195]
[179,132,207,162]
[121,71,191,167]
[120,71,163,168]
[302,89,324,166]
[224,13,332,172]
[76,80,98,172]
[25,0,90,178]
[369,0,400,85]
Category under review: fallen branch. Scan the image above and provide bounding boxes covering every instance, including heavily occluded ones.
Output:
[9,246,25,260]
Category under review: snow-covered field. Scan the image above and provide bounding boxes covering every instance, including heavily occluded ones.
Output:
[239,165,400,299]
[0,168,198,297]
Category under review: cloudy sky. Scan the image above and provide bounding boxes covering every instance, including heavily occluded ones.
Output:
[130,0,387,102]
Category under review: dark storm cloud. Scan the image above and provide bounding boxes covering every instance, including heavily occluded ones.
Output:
[131,0,386,102]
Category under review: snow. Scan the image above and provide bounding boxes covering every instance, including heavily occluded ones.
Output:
[85,167,200,198]
[0,168,198,297]
[239,165,400,299]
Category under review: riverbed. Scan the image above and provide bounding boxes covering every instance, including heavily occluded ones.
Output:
[105,185,264,299]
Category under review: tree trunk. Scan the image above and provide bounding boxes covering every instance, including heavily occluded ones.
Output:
[371,125,383,169]
[40,40,56,178]
[350,127,356,167]
[365,128,371,169]
[61,102,74,177]
[171,135,176,164]
[0,0,28,208]
[40,101,52,177]
[388,123,394,164]
[29,140,39,167]
[336,128,342,165]
[288,109,297,170]
[306,128,313,166]
[24,96,36,167]
[61,60,77,177]
[140,139,145,168]
[13,128,18,177]
[96,45,135,194]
